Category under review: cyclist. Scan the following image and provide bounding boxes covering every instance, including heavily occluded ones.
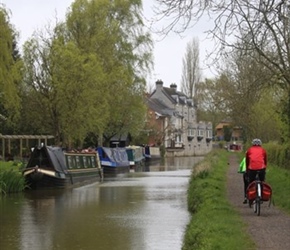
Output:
[246,138,267,188]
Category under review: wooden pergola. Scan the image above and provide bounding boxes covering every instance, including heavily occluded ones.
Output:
[0,134,54,159]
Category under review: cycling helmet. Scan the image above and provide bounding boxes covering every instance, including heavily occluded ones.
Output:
[252,138,262,146]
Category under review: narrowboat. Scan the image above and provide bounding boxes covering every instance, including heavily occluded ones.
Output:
[143,146,161,163]
[96,147,130,176]
[23,145,103,189]
[126,145,145,169]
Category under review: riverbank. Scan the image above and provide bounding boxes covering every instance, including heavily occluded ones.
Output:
[182,149,290,249]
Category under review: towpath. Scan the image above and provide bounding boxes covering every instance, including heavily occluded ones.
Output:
[227,154,290,250]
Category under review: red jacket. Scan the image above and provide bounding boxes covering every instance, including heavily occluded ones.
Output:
[246,145,267,171]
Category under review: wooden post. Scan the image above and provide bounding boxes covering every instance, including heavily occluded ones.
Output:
[2,138,4,160]
[8,138,11,154]
[20,138,23,158]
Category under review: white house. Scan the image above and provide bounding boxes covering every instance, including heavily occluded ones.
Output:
[148,80,212,156]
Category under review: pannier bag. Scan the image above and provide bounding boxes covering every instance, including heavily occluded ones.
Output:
[261,182,272,201]
[246,181,272,201]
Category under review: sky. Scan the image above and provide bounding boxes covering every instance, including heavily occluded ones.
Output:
[1,0,216,90]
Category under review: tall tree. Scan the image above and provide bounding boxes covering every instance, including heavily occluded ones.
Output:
[195,77,228,130]
[0,6,22,132]
[181,37,201,100]
[66,0,153,144]
[22,23,108,147]
[21,0,153,147]
[220,42,273,141]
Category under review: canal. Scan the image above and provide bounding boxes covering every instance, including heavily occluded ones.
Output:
[0,156,203,250]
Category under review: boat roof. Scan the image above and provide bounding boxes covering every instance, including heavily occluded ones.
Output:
[97,147,130,167]
[26,146,68,173]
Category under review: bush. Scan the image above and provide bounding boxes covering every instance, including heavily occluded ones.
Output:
[264,142,290,169]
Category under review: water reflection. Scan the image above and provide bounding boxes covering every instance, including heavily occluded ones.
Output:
[0,156,203,250]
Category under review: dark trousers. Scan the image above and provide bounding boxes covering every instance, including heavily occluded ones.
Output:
[248,169,266,184]
[243,173,249,198]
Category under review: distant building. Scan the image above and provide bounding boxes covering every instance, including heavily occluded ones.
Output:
[215,120,243,141]
[145,80,212,156]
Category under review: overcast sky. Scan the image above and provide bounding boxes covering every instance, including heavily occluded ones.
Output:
[1,0,216,90]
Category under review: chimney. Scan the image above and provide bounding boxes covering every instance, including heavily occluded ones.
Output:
[156,79,163,86]
[156,79,163,90]
[170,83,177,91]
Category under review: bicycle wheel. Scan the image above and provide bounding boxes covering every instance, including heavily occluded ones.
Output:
[256,197,261,216]
[256,182,262,216]
[253,200,257,213]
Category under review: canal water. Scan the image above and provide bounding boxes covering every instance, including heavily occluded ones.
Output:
[0,156,203,250]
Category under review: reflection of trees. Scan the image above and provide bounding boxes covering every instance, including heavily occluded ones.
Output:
[19,187,101,250]
[20,195,56,250]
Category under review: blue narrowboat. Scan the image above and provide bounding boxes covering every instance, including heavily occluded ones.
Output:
[97,147,130,176]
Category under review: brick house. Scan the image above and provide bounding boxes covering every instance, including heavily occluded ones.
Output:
[145,80,212,156]
[215,120,243,141]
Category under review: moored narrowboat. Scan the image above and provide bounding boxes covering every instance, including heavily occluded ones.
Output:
[23,145,103,189]
[126,145,145,169]
[96,147,130,176]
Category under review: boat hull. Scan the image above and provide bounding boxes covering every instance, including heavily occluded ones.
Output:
[23,167,103,189]
[97,147,130,177]
[102,165,130,176]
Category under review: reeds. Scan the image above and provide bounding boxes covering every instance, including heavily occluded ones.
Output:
[0,161,27,194]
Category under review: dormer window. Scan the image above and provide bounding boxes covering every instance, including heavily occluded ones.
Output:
[206,129,213,143]
[197,128,204,141]
[206,130,212,139]
[172,94,179,103]
[187,127,195,141]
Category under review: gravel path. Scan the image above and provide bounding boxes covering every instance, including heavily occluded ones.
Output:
[227,154,290,250]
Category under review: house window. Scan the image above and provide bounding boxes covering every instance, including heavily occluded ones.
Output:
[188,128,195,137]
[197,129,204,137]
[206,130,212,138]
[175,134,182,143]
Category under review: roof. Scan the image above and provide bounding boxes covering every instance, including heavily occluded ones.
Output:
[162,87,194,107]
[145,97,174,116]
[110,134,128,141]
[215,123,229,129]
[97,147,130,167]
[0,134,54,139]
[26,146,67,173]
[215,122,243,130]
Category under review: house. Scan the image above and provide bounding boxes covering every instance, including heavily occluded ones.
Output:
[215,120,243,141]
[146,80,212,156]
[109,134,130,148]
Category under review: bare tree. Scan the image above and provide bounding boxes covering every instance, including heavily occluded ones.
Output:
[181,37,201,99]
[154,0,290,82]
[155,0,290,138]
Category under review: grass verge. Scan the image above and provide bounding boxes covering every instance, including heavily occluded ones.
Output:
[182,149,254,250]
[266,165,290,214]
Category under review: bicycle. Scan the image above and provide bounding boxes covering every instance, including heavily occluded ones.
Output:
[246,170,272,216]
